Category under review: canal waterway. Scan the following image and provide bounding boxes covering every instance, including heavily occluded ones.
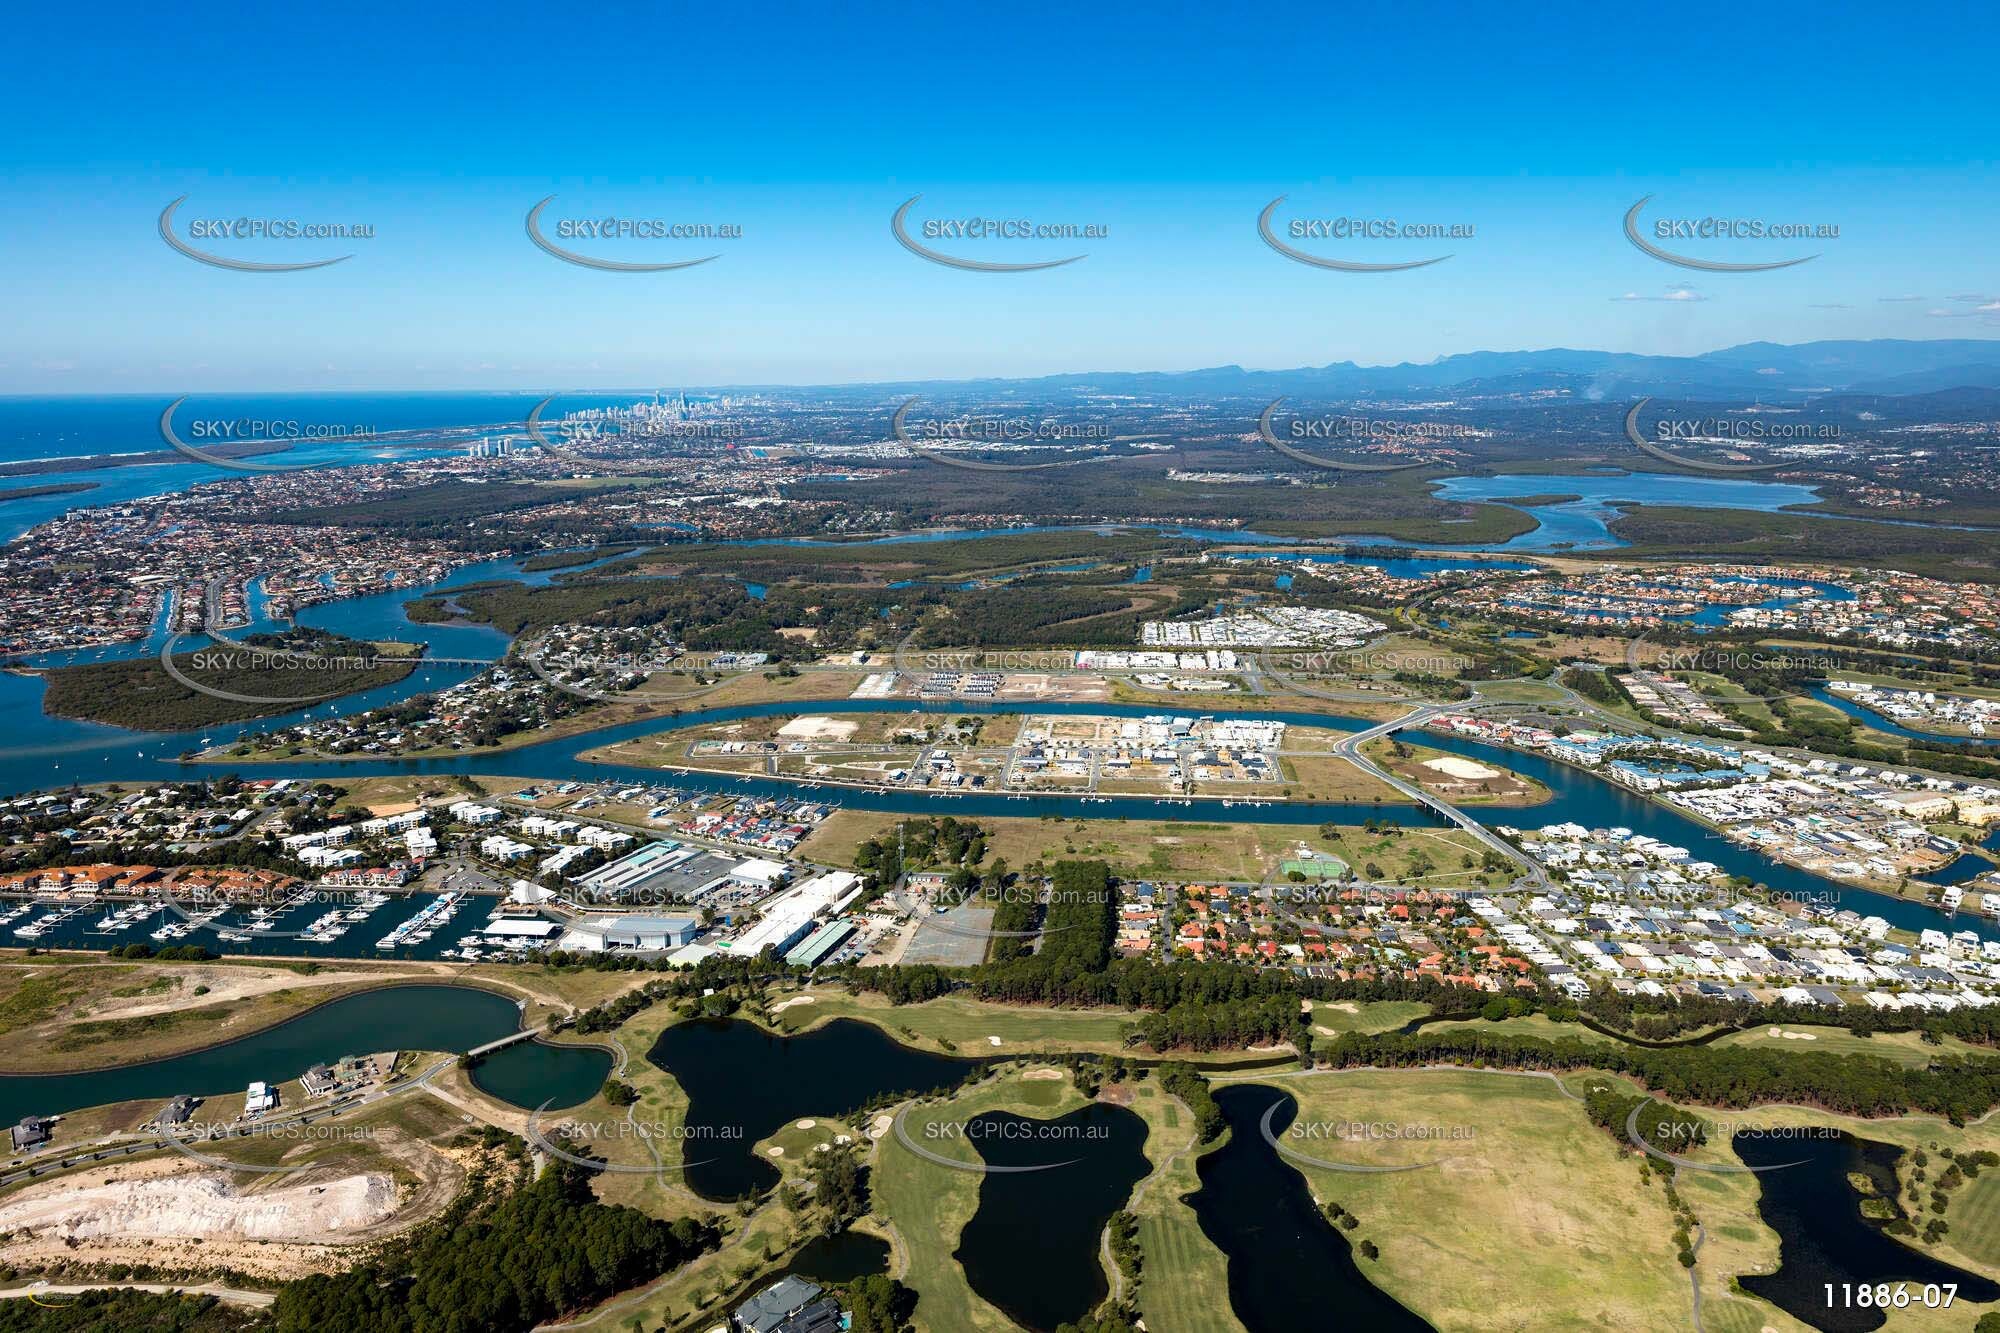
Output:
[1,508,1993,948]
[0,983,563,1127]
[6,690,1994,952]
[1809,686,2000,749]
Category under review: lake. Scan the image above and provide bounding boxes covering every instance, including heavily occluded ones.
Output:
[953,1102,1150,1331]
[1735,1130,1999,1332]
[1430,473,1829,551]
[1187,1083,1431,1331]
[646,1016,981,1199]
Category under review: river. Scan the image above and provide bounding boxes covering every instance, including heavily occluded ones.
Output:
[2,507,1994,947]
[5,688,1992,952]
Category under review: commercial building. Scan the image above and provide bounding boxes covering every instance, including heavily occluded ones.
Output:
[574,840,742,903]
[481,835,534,862]
[729,871,861,957]
[560,914,702,952]
[784,918,856,968]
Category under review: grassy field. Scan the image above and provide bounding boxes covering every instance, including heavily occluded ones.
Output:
[1469,679,1571,705]
[767,988,1141,1057]
[1950,1172,2000,1270]
[0,1052,470,1211]
[1712,1023,1993,1068]
[1417,1014,1624,1046]
[799,811,1497,887]
[0,957,634,1075]
[1663,1100,2000,1331]
[1229,1067,1696,1331]
[0,962,424,1075]
[1128,1075,1243,1333]
[325,773,526,812]
[1359,737,1551,807]
[1304,999,1432,1043]
[1277,752,1405,802]
[878,1070,1097,1333]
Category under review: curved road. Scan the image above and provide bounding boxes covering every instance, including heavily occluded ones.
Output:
[1330,703,1549,889]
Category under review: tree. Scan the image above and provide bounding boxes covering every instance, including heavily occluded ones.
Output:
[843,1275,917,1333]
[811,1145,868,1229]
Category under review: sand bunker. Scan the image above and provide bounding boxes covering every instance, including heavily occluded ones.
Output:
[1021,1068,1065,1081]
[770,995,818,1013]
[0,1171,396,1244]
[1421,756,1502,781]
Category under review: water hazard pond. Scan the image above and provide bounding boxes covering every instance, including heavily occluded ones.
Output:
[1735,1130,2000,1332]
[951,1101,1149,1332]
[0,983,605,1127]
[646,1016,983,1200]
[649,1016,1153,1331]
[1188,1083,1433,1331]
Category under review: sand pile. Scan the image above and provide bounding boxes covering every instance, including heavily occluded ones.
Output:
[0,1170,398,1243]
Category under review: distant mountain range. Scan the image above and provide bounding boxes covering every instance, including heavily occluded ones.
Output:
[857,338,2000,405]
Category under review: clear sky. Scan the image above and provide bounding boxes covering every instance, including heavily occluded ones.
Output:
[4,0,1995,392]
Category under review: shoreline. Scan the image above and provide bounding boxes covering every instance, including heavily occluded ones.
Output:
[0,969,522,1080]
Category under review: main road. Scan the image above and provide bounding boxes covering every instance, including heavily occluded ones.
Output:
[1329,702,1550,890]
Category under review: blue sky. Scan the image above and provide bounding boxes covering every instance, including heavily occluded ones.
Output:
[4,0,1995,392]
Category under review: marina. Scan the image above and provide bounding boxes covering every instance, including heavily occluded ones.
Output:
[1,887,557,965]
